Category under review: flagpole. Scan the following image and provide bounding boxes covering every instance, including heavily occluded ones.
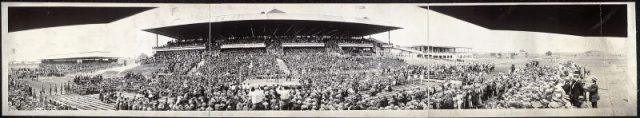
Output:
[426,5,431,84]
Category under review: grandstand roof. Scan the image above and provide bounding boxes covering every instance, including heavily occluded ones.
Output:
[144,10,402,39]
[267,9,286,14]
[424,5,627,37]
[9,7,154,32]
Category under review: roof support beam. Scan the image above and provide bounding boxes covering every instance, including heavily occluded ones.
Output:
[303,26,319,36]
[272,27,279,36]
[320,29,338,36]
[250,26,255,37]
[283,25,295,36]
[311,28,327,36]
[292,28,303,36]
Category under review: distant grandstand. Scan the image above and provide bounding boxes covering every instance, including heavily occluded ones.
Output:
[408,45,473,59]
[42,51,121,64]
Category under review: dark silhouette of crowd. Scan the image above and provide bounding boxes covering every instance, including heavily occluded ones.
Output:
[158,38,206,48]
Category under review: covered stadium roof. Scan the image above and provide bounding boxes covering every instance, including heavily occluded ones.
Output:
[9,7,154,32]
[144,9,402,39]
[423,5,627,37]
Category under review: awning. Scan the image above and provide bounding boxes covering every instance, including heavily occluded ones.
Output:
[423,5,627,37]
[9,7,154,32]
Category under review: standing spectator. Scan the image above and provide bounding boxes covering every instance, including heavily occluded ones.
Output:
[585,78,599,108]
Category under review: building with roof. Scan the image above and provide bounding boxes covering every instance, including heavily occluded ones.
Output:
[146,9,401,56]
[408,45,473,59]
[41,51,121,64]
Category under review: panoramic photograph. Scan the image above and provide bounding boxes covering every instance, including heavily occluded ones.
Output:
[2,2,636,117]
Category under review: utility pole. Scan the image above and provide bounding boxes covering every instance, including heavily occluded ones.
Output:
[387,31,391,44]
[426,5,431,83]
[156,33,159,47]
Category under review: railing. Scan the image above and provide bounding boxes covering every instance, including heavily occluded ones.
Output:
[282,43,325,47]
[220,43,266,49]
[153,46,206,52]
[338,43,373,47]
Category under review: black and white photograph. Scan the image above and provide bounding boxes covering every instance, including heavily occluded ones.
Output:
[1,1,637,117]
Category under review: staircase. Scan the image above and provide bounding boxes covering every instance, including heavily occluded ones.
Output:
[275,58,291,75]
[188,59,206,75]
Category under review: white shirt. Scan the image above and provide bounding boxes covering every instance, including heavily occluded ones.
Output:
[249,90,265,104]
[277,89,290,100]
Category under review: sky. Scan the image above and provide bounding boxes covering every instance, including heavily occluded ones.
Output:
[3,4,631,61]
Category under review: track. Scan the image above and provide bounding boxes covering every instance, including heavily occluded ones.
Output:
[49,94,114,110]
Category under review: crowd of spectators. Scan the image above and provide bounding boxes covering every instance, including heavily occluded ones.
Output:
[99,71,409,111]
[80,50,423,110]
[8,36,600,111]
[9,62,122,78]
[9,68,49,79]
[342,61,599,109]
[142,50,204,75]
[222,37,266,44]
[157,39,206,48]
[219,48,266,54]
[415,63,496,80]
[331,38,376,44]
[283,48,325,55]
[39,62,124,76]
[8,73,77,110]
[281,54,407,74]
[279,37,324,43]
[199,53,284,77]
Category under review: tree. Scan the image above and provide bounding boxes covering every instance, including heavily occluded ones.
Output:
[137,53,149,61]
[519,50,529,57]
[490,53,497,57]
[545,51,553,56]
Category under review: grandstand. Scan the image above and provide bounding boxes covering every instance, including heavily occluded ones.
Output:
[17,51,127,77]
[42,51,121,64]
[142,9,407,81]
[146,9,401,56]
[408,45,473,59]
